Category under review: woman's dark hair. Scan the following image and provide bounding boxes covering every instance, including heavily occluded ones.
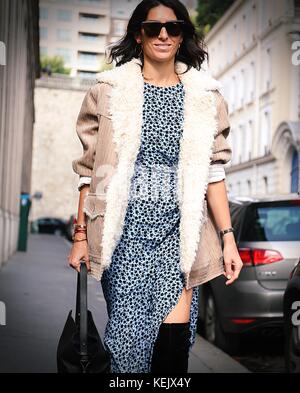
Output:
[106,0,209,73]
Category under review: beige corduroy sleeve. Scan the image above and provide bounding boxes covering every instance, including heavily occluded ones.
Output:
[72,84,99,178]
[210,90,232,165]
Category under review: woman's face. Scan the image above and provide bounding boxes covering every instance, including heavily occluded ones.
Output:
[136,4,183,63]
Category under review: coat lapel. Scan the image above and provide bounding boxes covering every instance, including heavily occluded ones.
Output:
[96,58,222,274]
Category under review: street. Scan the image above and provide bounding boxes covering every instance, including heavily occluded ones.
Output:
[0,234,248,373]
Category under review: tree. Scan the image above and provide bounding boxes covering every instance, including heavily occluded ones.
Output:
[196,0,235,37]
[40,55,71,75]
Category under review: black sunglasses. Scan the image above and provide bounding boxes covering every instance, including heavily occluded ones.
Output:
[141,20,185,37]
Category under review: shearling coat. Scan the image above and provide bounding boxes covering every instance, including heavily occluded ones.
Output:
[72,57,232,290]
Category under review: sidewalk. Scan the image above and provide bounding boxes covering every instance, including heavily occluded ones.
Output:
[0,234,249,373]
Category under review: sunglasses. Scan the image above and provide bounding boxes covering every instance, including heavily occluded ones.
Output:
[141,20,185,37]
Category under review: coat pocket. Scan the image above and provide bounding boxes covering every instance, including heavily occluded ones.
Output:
[83,193,105,257]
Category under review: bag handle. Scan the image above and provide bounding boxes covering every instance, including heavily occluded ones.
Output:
[75,262,88,360]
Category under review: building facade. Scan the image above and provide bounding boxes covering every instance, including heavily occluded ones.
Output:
[39,0,143,77]
[0,0,40,268]
[39,0,198,77]
[205,0,300,196]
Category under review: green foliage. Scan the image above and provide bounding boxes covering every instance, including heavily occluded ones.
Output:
[40,55,71,75]
[189,13,202,38]
[99,60,114,72]
[196,0,235,37]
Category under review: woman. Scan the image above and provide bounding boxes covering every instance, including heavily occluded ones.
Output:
[68,0,243,374]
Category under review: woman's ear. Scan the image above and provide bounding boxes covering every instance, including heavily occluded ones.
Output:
[134,33,141,44]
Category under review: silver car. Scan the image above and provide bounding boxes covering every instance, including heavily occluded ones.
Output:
[198,193,300,354]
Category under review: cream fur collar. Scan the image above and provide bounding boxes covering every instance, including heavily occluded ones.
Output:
[96,57,222,275]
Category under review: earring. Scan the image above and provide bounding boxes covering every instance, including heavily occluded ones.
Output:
[176,43,181,56]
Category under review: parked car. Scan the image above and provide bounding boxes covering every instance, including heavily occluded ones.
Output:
[283,258,300,373]
[198,193,300,354]
[31,217,67,236]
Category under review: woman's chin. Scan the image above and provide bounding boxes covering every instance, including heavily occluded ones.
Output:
[148,53,176,63]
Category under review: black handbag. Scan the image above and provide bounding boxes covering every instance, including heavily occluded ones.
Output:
[57,262,111,373]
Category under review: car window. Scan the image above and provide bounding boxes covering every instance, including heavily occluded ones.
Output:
[229,202,246,239]
[240,201,300,241]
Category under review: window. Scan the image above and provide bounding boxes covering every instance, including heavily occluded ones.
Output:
[230,127,235,164]
[79,13,102,22]
[291,150,299,192]
[79,32,99,42]
[241,201,300,241]
[247,180,252,195]
[239,124,245,163]
[260,0,268,31]
[57,9,72,22]
[265,47,272,90]
[57,29,72,42]
[259,108,271,156]
[263,176,269,196]
[247,119,253,160]
[233,24,237,57]
[40,27,48,40]
[113,20,127,36]
[56,48,71,63]
[40,46,47,56]
[233,126,241,165]
[239,68,245,107]
[40,7,48,20]
[249,61,255,102]
[78,51,99,65]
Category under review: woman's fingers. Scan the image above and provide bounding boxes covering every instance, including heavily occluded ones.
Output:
[85,257,91,272]
[69,259,81,272]
[68,254,91,273]
[224,260,233,280]
[224,257,243,285]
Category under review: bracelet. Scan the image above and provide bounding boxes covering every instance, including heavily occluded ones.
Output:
[219,227,234,237]
[74,224,87,229]
[74,227,87,233]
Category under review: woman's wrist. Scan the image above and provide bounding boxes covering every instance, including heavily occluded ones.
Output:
[72,229,87,242]
[222,231,235,245]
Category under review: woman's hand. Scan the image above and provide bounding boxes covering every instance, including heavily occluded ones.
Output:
[68,237,91,273]
[222,234,243,286]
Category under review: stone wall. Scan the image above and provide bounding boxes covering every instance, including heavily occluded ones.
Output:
[31,78,93,223]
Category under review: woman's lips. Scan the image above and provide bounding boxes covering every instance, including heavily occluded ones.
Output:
[153,44,171,51]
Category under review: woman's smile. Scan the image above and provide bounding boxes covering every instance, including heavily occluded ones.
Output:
[153,43,172,51]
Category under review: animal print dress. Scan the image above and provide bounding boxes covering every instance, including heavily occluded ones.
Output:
[100,80,200,373]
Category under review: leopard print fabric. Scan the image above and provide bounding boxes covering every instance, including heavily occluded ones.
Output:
[101,80,200,373]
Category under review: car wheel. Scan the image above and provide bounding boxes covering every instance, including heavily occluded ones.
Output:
[204,290,240,355]
[285,322,300,373]
[54,229,62,236]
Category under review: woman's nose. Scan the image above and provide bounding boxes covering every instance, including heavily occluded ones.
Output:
[158,27,168,38]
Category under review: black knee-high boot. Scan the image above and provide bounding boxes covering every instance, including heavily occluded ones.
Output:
[151,322,191,374]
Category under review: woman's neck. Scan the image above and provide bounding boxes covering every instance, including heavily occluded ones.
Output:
[141,57,180,87]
